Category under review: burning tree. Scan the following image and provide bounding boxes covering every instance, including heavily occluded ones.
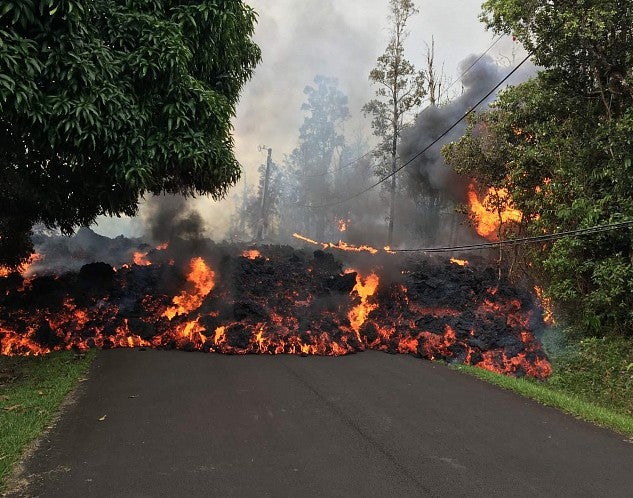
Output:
[0,1,261,267]
[443,0,633,338]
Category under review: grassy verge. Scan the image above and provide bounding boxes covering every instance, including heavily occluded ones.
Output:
[0,350,95,491]
[452,334,633,438]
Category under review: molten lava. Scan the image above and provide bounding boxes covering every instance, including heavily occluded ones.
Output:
[467,183,522,240]
[133,251,151,266]
[0,246,553,379]
[163,257,215,320]
[242,249,262,260]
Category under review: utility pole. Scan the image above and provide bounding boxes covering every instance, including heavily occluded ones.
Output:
[256,147,272,241]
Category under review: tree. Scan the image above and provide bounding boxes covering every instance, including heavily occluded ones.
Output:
[363,0,425,246]
[0,0,261,266]
[290,75,350,240]
[443,0,633,337]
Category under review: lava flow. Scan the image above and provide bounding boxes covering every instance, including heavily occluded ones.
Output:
[0,243,552,379]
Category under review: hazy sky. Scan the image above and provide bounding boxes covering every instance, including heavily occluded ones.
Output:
[95,0,523,238]
[233,0,519,173]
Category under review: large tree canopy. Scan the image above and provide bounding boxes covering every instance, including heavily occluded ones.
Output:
[443,0,633,337]
[0,0,260,266]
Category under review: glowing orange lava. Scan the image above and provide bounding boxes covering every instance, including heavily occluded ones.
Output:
[133,251,151,266]
[467,183,522,240]
[163,257,215,320]
[242,249,262,260]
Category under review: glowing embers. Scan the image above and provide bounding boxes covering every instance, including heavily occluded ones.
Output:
[133,251,151,266]
[0,253,44,279]
[163,257,215,320]
[467,183,522,240]
[336,218,350,233]
[242,249,262,260]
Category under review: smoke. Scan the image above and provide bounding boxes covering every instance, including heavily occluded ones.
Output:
[394,54,538,247]
[141,195,206,244]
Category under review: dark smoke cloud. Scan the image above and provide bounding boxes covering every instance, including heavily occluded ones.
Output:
[141,195,206,243]
[400,54,502,203]
[393,54,537,247]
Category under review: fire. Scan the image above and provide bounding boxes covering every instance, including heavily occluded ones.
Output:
[156,242,169,250]
[534,286,555,325]
[348,272,380,335]
[450,258,469,267]
[0,245,552,379]
[242,249,262,260]
[337,218,350,232]
[163,257,215,320]
[293,233,379,255]
[0,267,9,278]
[467,183,522,240]
[133,251,151,266]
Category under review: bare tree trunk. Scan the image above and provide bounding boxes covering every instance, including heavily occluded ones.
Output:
[388,82,399,246]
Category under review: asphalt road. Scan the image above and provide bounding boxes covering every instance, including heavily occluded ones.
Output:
[9,350,633,497]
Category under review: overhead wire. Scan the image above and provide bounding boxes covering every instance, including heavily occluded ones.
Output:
[300,34,506,180]
[304,50,532,209]
[388,220,633,254]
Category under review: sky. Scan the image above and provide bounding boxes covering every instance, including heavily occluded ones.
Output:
[94,0,524,239]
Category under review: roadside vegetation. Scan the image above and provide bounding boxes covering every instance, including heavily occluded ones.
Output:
[0,351,95,491]
[455,332,633,438]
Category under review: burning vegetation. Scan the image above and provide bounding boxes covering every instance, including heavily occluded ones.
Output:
[0,235,552,379]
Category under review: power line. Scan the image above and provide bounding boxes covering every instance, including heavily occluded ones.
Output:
[300,34,506,180]
[389,220,633,254]
[305,51,532,209]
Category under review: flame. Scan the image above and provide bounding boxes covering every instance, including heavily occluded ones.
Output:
[467,183,522,240]
[133,251,151,266]
[450,258,469,267]
[337,218,350,232]
[534,286,555,325]
[293,233,379,255]
[348,272,380,335]
[163,257,215,320]
[242,249,262,260]
[0,267,10,278]
[0,249,552,379]
[156,242,169,250]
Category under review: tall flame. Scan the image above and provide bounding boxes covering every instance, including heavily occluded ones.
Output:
[163,257,215,320]
[348,272,380,334]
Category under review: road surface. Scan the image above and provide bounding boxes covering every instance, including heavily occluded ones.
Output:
[8,350,633,497]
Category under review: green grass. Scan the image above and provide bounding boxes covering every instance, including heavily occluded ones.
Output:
[0,350,95,491]
[452,334,633,438]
